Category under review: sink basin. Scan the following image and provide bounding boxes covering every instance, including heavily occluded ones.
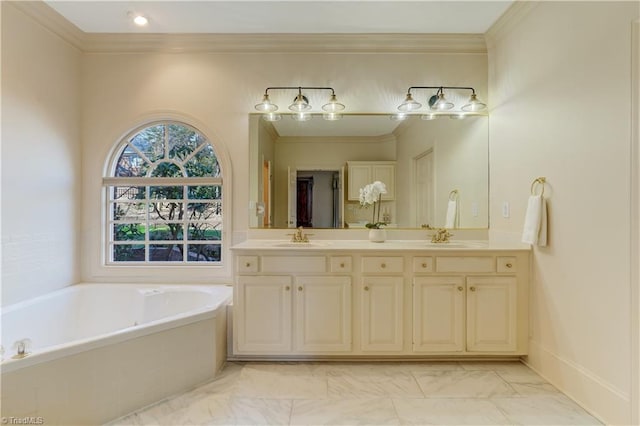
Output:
[272,242,328,248]
[423,241,487,248]
[393,240,487,249]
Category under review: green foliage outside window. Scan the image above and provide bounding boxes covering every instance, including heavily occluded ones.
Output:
[109,122,222,263]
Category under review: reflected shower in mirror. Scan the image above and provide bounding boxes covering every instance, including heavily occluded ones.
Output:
[248,113,488,229]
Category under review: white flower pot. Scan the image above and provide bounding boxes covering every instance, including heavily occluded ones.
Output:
[368,229,387,243]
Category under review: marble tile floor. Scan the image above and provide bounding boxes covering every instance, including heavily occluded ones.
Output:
[108,361,602,425]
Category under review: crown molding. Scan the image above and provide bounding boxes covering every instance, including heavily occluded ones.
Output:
[259,119,280,141]
[81,33,486,54]
[484,1,539,49]
[7,1,84,50]
[12,1,487,54]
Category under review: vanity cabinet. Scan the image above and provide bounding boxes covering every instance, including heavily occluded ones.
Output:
[231,243,529,359]
[234,256,352,355]
[413,276,465,352]
[347,161,396,201]
[360,254,405,352]
[295,276,352,352]
[235,275,292,353]
[412,276,517,353]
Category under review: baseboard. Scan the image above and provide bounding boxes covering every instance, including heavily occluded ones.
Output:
[526,339,631,425]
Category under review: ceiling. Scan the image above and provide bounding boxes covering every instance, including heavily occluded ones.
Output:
[44,1,513,34]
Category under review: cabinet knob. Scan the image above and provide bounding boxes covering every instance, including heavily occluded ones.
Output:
[381,263,386,269]
[506,263,513,268]
[298,286,303,291]
[245,262,251,268]
[340,263,345,268]
[469,286,476,292]
[422,262,428,268]
[285,286,290,291]
[457,286,464,292]
[364,286,369,291]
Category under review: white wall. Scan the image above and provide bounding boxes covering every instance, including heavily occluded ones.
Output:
[80,52,486,281]
[487,2,640,424]
[1,3,81,306]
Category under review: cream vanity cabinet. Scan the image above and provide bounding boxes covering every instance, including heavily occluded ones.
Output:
[232,244,529,359]
[347,161,396,201]
[412,255,524,354]
[234,255,352,355]
[360,256,405,352]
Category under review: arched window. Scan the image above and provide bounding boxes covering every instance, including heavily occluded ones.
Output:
[104,122,223,264]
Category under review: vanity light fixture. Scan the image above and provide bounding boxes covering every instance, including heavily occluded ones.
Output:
[397,86,487,115]
[255,86,345,121]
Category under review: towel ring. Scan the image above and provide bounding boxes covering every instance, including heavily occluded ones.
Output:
[449,189,459,201]
[530,177,546,196]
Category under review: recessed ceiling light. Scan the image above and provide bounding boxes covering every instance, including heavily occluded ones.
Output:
[132,14,148,27]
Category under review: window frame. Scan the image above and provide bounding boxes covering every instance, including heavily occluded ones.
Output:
[103,120,224,266]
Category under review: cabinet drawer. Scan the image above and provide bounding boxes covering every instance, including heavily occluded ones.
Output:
[330,256,352,273]
[261,256,326,273]
[237,256,259,273]
[436,257,494,273]
[412,257,433,273]
[497,256,517,273]
[362,257,404,273]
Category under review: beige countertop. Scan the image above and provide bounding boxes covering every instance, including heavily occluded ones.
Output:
[231,239,531,252]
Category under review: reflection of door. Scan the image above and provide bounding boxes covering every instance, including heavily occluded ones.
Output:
[262,160,271,227]
[415,150,434,227]
[296,177,314,227]
[287,167,296,228]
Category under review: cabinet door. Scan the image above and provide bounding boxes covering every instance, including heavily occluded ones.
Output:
[235,276,292,353]
[347,164,372,201]
[372,164,395,200]
[361,277,403,351]
[413,276,465,352]
[295,276,351,352]
[466,276,517,352]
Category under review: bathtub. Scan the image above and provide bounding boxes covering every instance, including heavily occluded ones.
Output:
[1,283,232,425]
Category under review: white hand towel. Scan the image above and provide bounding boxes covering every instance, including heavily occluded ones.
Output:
[445,199,458,229]
[522,195,548,246]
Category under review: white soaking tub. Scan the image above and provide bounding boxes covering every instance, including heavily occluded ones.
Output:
[1,283,232,425]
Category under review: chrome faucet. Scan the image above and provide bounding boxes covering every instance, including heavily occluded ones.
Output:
[288,226,312,243]
[431,228,453,243]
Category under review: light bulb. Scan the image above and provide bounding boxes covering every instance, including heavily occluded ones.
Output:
[133,15,148,26]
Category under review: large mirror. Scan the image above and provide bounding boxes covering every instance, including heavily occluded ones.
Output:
[249,113,488,229]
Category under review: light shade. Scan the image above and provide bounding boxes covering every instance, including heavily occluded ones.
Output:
[292,112,312,121]
[323,113,342,121]
[390,113,409,121]
[461,93,487,112]
[262,112,281,122]
[430,93,454,111]
[289,93,312,112]
[254,94,278,112]
[397,93,422,112]
[322,94,345,112]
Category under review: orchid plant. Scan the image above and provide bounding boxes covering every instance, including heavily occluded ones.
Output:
[358,181,388,229]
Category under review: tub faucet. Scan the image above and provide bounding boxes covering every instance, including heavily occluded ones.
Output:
[288,226,312,243]
[12,338,31,359]
[431,228,453,243]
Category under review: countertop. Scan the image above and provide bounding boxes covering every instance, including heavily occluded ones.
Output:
[231,239,531,252]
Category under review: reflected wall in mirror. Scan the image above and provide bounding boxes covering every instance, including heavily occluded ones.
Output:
[248,113,488,229]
